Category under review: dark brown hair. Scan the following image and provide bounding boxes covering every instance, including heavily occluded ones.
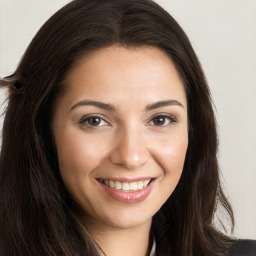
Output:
[0,0,234,255]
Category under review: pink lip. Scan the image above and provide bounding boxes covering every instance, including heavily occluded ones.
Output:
[98,179,156,203]
[98,176,154,182]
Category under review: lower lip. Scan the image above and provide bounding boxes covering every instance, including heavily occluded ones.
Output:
[98,179,155,203]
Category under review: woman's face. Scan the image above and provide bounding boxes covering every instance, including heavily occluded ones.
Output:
[52,45,188,230]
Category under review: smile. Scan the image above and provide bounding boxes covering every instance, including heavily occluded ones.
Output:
[99,179,151,192]
[97,178,156,203]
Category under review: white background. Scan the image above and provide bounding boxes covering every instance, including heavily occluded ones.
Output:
[0,0,255,239]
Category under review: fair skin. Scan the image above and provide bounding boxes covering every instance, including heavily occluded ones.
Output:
[52,45,188,256]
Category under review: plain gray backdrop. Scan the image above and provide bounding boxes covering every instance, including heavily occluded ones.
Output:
[0,0,255,239]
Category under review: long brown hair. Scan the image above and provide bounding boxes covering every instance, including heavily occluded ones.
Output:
[0,0,234,255]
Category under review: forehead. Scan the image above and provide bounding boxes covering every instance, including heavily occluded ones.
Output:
[62,45,187,110]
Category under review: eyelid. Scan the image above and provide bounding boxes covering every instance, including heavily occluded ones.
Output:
[78,114,111,126]
[77,112,177,128]
[146,112,177,126]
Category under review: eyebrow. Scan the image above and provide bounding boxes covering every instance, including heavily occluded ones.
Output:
[71,100,116,111]
[145,100,184,110]
[70,99,184,112]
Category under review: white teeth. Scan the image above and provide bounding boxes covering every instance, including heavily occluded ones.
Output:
[122,182,129,191]
[109,180,115,188]
[137,181,144,190]
[115,181,122,190]
[101,179,151,191]
[129,182,138,191]
[143,179,150,187]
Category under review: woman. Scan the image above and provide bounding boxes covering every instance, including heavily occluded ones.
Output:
[0,0,255,255]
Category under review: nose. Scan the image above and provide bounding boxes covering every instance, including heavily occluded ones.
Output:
[109,127,150,170]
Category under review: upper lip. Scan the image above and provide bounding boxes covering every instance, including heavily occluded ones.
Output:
[97,177,155,182]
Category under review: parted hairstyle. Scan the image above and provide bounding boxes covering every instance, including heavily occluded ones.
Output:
[0,0,234,255]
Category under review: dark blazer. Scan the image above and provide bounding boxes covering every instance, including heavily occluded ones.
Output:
[227,240,256,256]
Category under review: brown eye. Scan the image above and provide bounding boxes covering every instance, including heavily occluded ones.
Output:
[79,115,109,127]
[152,116,166,126]
[149,114,177,127]
[87,117,102,126]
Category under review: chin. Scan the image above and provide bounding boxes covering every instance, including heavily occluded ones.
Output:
[86,203,155,231]
[103,212,152,230]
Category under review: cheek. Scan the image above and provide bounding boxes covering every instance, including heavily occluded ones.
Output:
[55,130,107,183]
[152,134,188,177]
[147,133,188,208]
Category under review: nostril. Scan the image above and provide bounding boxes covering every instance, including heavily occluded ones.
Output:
[109,131,150,169]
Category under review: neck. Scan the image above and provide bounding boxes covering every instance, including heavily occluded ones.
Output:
[86,219,152,256]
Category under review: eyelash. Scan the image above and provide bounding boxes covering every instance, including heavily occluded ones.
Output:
[78,114,110,127]
[78,113,177,128]
[147,113,177,127]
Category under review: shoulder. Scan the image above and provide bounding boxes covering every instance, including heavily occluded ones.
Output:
[226,239,256,256]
